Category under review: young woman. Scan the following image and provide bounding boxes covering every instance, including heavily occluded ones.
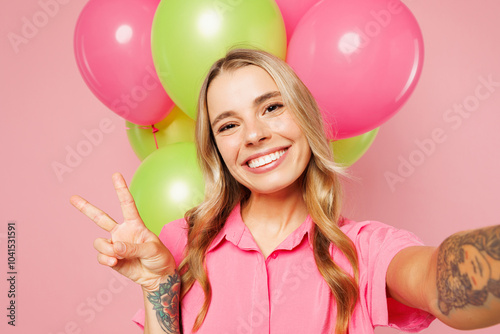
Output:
[70,49,500,334]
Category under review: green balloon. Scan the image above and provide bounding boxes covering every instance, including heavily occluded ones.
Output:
[330,128,379,167]
[151,0,287,119]
[130,142,205,236]
[126,106,196,161]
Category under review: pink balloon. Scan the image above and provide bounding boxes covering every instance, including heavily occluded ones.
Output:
[287,0,424,139]
[74,0,174,125]
[274,0,321,43]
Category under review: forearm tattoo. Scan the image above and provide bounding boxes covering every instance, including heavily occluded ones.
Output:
[147,270,181,333]
[437,225,500,315]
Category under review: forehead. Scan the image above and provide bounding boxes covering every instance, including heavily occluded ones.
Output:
[206,65,279,117]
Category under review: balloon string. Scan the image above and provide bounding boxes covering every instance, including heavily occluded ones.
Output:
[125,125,159,149]
[152,124,159,149]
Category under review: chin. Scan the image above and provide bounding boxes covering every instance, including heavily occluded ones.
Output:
[246,179,301,197]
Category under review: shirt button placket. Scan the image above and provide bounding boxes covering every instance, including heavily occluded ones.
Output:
[251,253,270,334]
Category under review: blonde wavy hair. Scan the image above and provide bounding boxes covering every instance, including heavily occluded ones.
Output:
[178,48,359,334]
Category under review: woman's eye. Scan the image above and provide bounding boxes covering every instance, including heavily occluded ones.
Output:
[265,103,283,114]
[218,123,236,133]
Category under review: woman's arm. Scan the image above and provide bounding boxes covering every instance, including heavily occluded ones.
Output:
[143,271,181,334]
[70,173,182,333]
[387,225,500,330]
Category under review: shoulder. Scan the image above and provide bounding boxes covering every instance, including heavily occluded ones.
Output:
[158,218,189,266]
[158,217,189,238]
[339,218,425,264]
[338,219,436,331]
[340,218,424,246]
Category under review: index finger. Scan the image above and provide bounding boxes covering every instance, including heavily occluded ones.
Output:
[112,172,143,223]
[70,195,118,232]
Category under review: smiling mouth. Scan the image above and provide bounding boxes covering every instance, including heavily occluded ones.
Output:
[247,149,287,168]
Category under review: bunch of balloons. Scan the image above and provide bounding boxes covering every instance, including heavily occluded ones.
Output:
[74,0,423,234]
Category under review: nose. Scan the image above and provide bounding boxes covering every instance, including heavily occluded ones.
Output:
[244,118,271,146]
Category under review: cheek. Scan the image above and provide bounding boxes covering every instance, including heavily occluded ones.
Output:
[215,138,239,164]
[479,258,491,278]
[269,117,304,140]
[268,118,287,132]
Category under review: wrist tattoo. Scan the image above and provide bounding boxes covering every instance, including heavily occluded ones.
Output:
[437,225,500,315]
[147,270,181,333]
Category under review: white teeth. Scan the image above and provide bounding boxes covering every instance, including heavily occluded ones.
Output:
[247,149,286,168]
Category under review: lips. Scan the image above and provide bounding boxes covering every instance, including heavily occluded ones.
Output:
[246,148,288,168]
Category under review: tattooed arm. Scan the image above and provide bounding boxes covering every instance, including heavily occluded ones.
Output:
[386,225,500,330]
[143,271,182,334]
[69,173,181,333]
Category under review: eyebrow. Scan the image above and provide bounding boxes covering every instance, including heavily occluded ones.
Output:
[253,91,281,108]
[210,91,282,128]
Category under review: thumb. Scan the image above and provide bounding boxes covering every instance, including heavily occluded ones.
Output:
[114,241,153,259]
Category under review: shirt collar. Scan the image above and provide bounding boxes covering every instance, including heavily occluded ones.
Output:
[207,203,315,253]
[206,203,244,253]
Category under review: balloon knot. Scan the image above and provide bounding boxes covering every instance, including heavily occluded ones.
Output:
[152,125,159,134]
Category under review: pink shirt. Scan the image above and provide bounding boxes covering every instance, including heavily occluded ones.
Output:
[133,204,434,333]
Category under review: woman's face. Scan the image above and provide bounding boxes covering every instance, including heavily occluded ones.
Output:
[458,244,491,291]
[207,65,311,196]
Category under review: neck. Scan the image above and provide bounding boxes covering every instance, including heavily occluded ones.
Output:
[241,184,308,235]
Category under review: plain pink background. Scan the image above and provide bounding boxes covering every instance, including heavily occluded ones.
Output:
[1,0,499,333]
